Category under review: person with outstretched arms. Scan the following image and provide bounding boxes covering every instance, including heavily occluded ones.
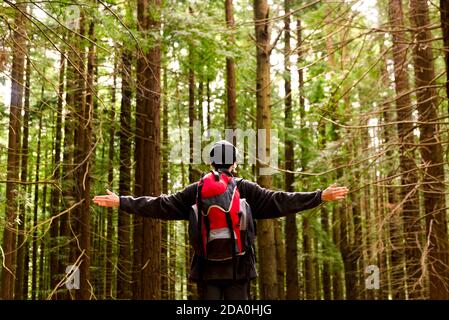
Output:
[93,140,349,300]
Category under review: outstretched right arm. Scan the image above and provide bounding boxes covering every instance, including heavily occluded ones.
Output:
[93,183,197,220]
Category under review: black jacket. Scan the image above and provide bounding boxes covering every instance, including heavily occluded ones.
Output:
[119,178,323,281]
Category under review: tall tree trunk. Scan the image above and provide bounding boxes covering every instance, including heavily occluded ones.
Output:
[387,0,417,298]
[135,0,162,300]
[161,66,169,300]
[134,0,145,298]
[49,41,65,299]
[254,0,278,300]
[206,80,211,129]
[143,0,162,300]
[379,44,398,300]
[31,101,43,300]
[303,217,316,299]
[225,0,237,130]
[321,207,332,300]
[332,206,344,300]
[343,138,363,300]
[284,0,298,300]
[340,201,356,299]
[297,15,316,300]
[117,50,132,299]
[198,80,204,128]
[188,6,196,184]
[316,16,332,300]
[175,82,187,298]
[105,60,116,299]
[275,220,286,299]
[364,168,375,300]
[186,6,197,300]
[409,0,449,300]
[339,132,362,300]
[39,153,48,299]
[74,14,93,299]
[169,222,176,299]
[441,0,449,100]
[1,3,26,300]
[71,9,87,272]
[59,30,77,300]
[15,51,31,300]
[323,18,344,300]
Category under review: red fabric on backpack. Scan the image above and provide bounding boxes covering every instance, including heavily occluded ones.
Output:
[197,171,242,259]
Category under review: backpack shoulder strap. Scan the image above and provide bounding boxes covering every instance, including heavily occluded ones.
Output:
[217,168,233,177]
[196,175,205,256]
[212,170,220,181]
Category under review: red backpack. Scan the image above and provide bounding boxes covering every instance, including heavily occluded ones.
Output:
[193,170,246,262]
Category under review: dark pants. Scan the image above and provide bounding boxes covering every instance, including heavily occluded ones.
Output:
[199,280,250,300]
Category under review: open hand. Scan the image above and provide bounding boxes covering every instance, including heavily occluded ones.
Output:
[93,189,120,208]
[321,183,349,202]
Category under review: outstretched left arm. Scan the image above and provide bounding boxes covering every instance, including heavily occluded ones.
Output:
[237,180,349,219]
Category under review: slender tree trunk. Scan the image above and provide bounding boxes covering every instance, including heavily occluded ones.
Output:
[105,60,116,299]
[321,207,332,300]
[188,6,196,185]
[378,45,396,300]
[303,216,316,299]
[161,66,169,300]
[387,0,420,299]
[317,121,330,300]
[49,40,65,299]
[134,0,146,299]
[344,140,363,300]
[15,51,31,300]
[39,155,48,299]
[134,0,148,299]
[274,220,285,299]
[198,80,204,126]
[364,168,375,300]
[143,0,162,300]
[339,134,362,300]
[175,82,187,298]
[441,0,449,100]
[297,15,316,300]
[340,203,356,300]
[75,15,94,299]
[71,9,87,272]
[117,50,132,299]
[59,30,77,300]
[284,0,298,300]
[332,206,344,300]
[254,0,278,300]
[186,6,197,300]
[376,177,389,299]
[1,3,27,299]
[31,105,43,299]
[225,0,237,130]
[323,19,344,299]
[59,57,72,300]
[135,0,162,300]
[409,0,449,300]
[206,80,211,129]
[169,222,176,299]
[379,42,402,300]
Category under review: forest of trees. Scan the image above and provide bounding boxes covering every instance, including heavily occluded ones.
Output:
[0,0,449,300]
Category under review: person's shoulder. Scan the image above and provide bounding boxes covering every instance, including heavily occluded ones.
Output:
[234,177,246,186]
[234,177,258,191]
